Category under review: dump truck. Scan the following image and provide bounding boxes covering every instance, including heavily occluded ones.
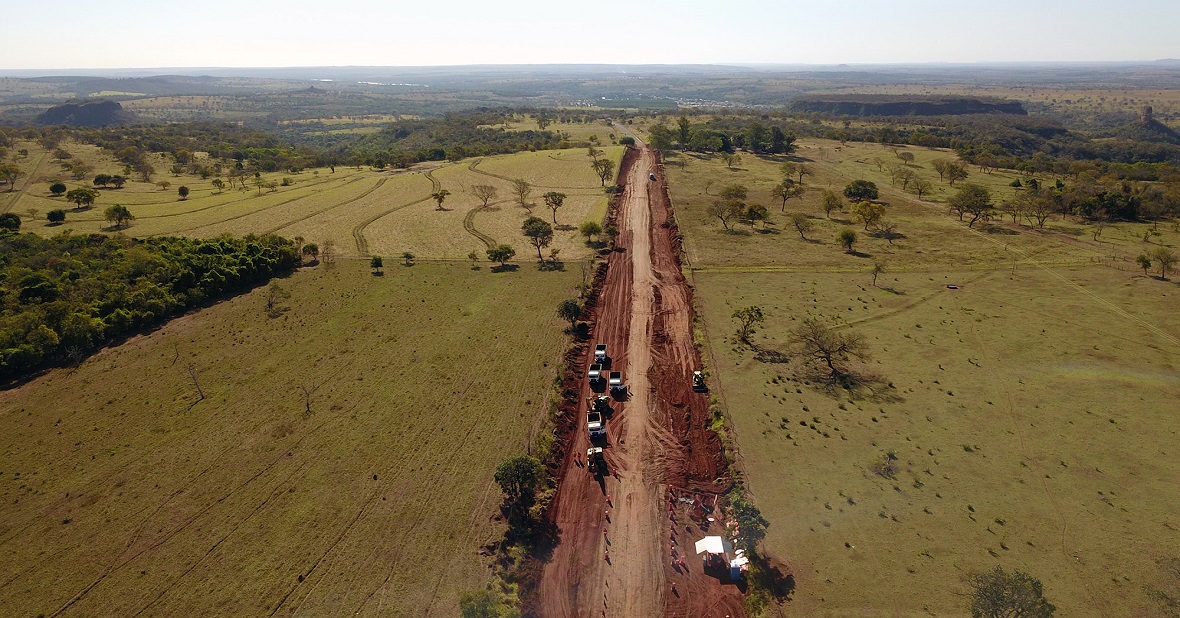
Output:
[608,371,624,393]
[587,447,605,474]
[594,344,608,364]
[588,363,603,383]
[692,371,708,392]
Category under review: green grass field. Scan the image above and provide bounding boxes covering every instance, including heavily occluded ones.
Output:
[0,262,580,617]
[670,139,1180,615]
[7,141,622,262]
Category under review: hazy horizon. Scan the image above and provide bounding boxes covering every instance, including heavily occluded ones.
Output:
[4,0,1179,70]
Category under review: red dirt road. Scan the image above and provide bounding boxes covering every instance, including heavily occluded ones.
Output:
[537,146,743,617]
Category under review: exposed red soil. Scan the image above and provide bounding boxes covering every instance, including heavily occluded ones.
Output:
[536,146,743,617]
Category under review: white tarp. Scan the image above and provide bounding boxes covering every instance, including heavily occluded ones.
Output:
[695,536,727,555]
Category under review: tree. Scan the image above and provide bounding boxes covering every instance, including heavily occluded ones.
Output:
[732,305,764,342]
[1136,254,1152,275]
[723,152,742,169]
[720,184,748,201]
[49,182,67,196]
[746,121,769,153]
[1021,191,1054,228]
[792,163,812,185]
[897,151,915,165]
[790,316,870,383]
[948,184,993,227]
[843,180,878,201]
[838,228,858,253]
[486,244,516,266]
[110,175,126,189]
[911,177,933,200]
[677,116,692,146]
[178,185,190,200]
[431,188,451,211]
[459,589,507,618]
[472,184,497,208]
[931,158,950,182]
[511,178,532,210]
[0,213,20,232]
[708,199,742,231]
[265,281,291,317]
[771,180,805,212]
[729,493,769,554]
[871,261,887,287]
[790,213,813,240]
[591,158,615,186]
[321,240,336,265]
[851,200,885,230]
[647,123,675,153]
[999,200,1023,223]
[0,164,25,191]
[946,161,969,185]
[104,204,134,229]
[401,251,415,266]
[135,161,155,182]
[65,187,98,209]
[579,220,603,243]
[47,209,66,224]
[467,250,480,268]
[156,180,171,191]
[771,126,797,155]
[494,455,544,503]
[1151,247,1177,279]
[543,191,566,224]
[879,221,900,244]
[302,242,319,262]
[93,174,113,188]
[370,256,384,274]
[522,216,554,261]
[821,189,844,218]
[557,299,582,329]
[968,566,1056,618]
[212,178,225,193]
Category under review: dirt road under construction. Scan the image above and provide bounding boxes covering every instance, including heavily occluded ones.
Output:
[537,146,745,617]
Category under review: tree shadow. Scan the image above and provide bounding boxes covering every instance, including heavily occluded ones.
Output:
[847,249,871,258]
[756,227,780,235]
[722,228,752,236]
[830,217,853,225]
[802,237,824,245]
[554,224,576,231]
[752,344,790,364]
[491,264,520,273]
[539,260,565,272]
[881,286,906,295]
[981,224,1019,235]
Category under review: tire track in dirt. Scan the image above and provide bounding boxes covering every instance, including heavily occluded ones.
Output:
[462,201,498,248]
[351,170,440,256]
[2,149,50,213]
[467,158,603,192]
[264,177,387,235]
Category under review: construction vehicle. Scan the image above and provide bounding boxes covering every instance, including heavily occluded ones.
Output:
[587,447,606,474]
[589,395,611,414]
[594,344,608,365]
[587,408,605,439]
[692,371,708,392]
[649,172,656,181]
[588,363,603,383]
[608,371,624,393]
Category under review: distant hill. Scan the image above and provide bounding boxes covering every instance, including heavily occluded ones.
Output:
[789,95,1027,117]
[1115,106,1180,145]
[36,99,135,126]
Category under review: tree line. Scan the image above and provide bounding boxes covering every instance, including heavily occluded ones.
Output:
[0,231,299,382]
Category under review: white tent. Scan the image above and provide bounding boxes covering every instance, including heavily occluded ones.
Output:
[694,536,730,556]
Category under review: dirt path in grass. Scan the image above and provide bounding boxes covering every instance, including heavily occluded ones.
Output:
[536,146,741,617]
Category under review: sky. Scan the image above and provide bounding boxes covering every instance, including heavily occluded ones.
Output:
[3,0,1179,70]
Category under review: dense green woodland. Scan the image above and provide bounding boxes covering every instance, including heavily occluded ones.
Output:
[0,231,299,382]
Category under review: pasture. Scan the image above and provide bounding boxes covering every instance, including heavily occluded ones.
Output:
[7,140,622,262]
[0,262,580,617]
[670,140,1180,615]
